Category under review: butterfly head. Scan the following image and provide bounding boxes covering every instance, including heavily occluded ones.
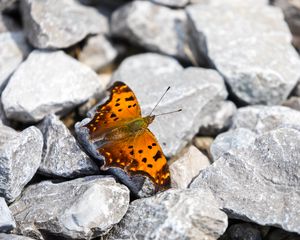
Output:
[144,115,155,126]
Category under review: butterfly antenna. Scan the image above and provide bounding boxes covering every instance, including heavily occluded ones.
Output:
[149,86,171,116]
[155,109,182,117]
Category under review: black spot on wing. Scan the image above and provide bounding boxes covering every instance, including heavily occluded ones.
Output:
[142,158,147,163]
[153,151,162,161]
[125,96,135,101]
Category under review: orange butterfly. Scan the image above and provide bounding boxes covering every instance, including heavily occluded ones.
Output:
[84,82,171,189]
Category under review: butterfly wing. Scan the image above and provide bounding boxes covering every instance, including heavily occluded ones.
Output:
[84,81,142,139]
[99,129,170,189]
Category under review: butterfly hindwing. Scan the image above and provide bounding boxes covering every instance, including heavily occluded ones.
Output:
[84,82,142,139]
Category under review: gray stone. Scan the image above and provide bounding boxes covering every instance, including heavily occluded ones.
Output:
[193,0,269,6]
[38,114,99,178]
[0,100,8,125]
[146,0,189,7]
[274,0,300,49]
[210,128,256,161]
[79,35,117,72]
[187,3,300,105]
[2,50,104,122]
[198,100,236,136]
[169,145,210,188]
[0,197,15,232]
[0,234,34,240]
[231,105,300,134]
[20,0,108,49]
[227,223,262,240]
[111,1,189,60]
[193,136,214,159]
[282,96,300,111]
[0,0,18,12]
[105,188,228,240]
[0,31,30,91]
[0,14,20,33]
[10,176,130,240]
[191,128,300,234]
[0,125,43,203]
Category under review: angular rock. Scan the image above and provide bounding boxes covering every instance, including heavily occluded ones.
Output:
[0,197,16,232]
[0,234,34,240]
[20,0,108,49]
[0,29,30,91]
[2,50,104,122]
[169,145,210,188]
[274,0,300,49]
[79,35,117,72]
[187,3,300,105]
[231,105,300,134]
[0,125,43,202]
[191,128,300,234]
[210,128,256,161]
[105,188,228,240]
[282,96,300,111]
[38,114,99,178]
[146,0,189,7]
[111,1,189,60]
[198,100,236,136]
[10,176,130,240]
[0,100,8,125]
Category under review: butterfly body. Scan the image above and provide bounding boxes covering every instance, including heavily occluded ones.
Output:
[84,82,170,189]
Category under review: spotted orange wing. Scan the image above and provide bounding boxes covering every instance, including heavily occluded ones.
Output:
[84,82,141,139]
[99,129,171,189]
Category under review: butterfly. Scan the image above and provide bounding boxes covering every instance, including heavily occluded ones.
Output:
[84,81,171,190]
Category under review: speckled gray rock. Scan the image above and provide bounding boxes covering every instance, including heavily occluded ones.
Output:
[146,0,189,7]
[111,1,189,60]
[10,176,129,240]
[170,145,210,188]
[79,35,117,72]
[0,15,30,91]
[2,50,104,122]
[20,0,108,49]
[0,234,34,240]
[191,128,300,234]
[38,114,99,178]
[0,125,43,203]
[194,0,268,6]
[199,100,236,136]
[105,188,228,240]
[231,105,300,134]
[210,128,256,161]
[187,3,300,105]
[0,197,15,232]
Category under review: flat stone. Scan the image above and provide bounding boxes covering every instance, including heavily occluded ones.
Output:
[198,100,236,136]
[20,0,109,49]
[0,125,43,203]
[145,0,189,7]
[169,145,210,188]
[0,31,30,92]
[187,3,300,105]
[2,50,104,122]
[111,1,189,60]
[0,197,16,232]
[105,188,228,240]
[231,105,300,134]
[38,114,99,178]
[79,35,117,72]
[191,127,300,234]
[210,128,256,161]
[10,176,130,240]
[0,234,34,240]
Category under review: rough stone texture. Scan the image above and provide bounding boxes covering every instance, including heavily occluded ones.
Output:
[79,35,117,72]
[274,0,300,49]
[231,105,300,134]
[0,125,43,203]
[0,17,30,91]
[111,1,189,60]
[169,145,210,188]
[2,50,104,122]
[210,128,256,161]
[0,197,16,232]
[146,0,189,7]
[38,114,99,178]
[191,128,300,234]
[187,3,300,105]
[105,188,228,240]
[194,0,269,6]
[0,234,34,240]
[0,100,8,125]
[198,100,236,136]
[10,176,129,240]
[20,0,108,49]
